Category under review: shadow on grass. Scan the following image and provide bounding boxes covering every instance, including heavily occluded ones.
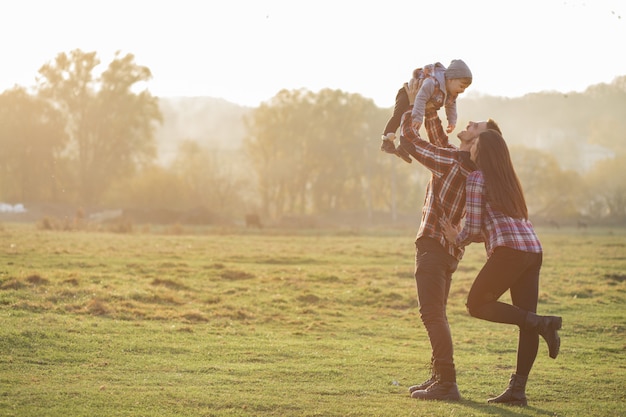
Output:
[457,398,556,416]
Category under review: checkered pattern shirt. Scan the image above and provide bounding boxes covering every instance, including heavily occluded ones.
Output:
[400,109,476,260]
[456,171,543,257]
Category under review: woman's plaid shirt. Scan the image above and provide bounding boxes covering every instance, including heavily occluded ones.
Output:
[400,109,476,260]
[456,171,542,257]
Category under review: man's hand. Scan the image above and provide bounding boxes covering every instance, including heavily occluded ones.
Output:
[412,119,422,132]
[446,124,455,134]
[404,80,420,104]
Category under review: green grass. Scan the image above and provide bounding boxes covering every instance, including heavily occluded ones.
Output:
[1,223,625,416]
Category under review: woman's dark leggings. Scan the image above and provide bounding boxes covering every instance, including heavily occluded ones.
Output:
[466,247,543,377]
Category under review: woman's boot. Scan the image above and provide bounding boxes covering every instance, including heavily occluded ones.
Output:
[524,313,562,359]
[488,374,528,406]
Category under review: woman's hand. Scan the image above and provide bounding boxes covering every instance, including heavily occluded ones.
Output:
[440,218,461,243]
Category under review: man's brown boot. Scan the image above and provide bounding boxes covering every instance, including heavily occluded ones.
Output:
[408,373,437,394]
[410,364,460,401]
[410,381,461,401]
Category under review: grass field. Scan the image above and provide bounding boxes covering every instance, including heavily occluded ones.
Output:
[1,223,625,416]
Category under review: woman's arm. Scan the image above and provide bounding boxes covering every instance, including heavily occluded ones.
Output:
[455,171,485,247]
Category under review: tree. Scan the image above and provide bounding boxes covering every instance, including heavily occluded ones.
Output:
[244,89,312,218]
[306,89,383,214]
[36,49,162,205]
[0,87,67,202]
[244,88,400,220]
[103,163,187,210]
[170,140,249,215]
[585,76,626,156]
[511,146,584,221]
[585,155,626,223]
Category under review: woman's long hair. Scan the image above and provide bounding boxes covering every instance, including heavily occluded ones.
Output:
[475,129,528,220]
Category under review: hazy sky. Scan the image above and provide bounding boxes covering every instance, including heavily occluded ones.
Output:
[2,0,625,107]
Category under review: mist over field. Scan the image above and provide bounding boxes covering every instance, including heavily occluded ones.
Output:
[155,90,616,173]
[1,49,624,229]
[148,78,626,228]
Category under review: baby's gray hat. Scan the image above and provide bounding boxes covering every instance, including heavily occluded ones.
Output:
[445,59,472,79]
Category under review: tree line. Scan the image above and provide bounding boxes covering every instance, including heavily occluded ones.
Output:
[1,49,624,227]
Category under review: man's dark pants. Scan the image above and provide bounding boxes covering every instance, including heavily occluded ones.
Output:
[414,236,459,381]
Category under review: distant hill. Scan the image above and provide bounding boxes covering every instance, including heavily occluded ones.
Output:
[155,97,252,165]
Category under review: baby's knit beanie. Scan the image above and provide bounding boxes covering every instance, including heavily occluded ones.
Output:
[445,59,472,80]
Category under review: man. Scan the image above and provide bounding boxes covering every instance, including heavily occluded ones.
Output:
[398,81,501,401]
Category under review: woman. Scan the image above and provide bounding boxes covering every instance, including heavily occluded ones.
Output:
[441,129,562,406]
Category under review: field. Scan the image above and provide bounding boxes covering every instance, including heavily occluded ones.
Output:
[1,223,625,416]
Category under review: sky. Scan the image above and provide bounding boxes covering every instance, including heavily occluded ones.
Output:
[2,0,625,108]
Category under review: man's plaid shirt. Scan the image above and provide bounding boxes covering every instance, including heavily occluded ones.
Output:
[400,109,476,260]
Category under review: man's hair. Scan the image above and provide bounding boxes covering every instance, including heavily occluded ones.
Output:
[475,129,528,220]
[486,118,501,135]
